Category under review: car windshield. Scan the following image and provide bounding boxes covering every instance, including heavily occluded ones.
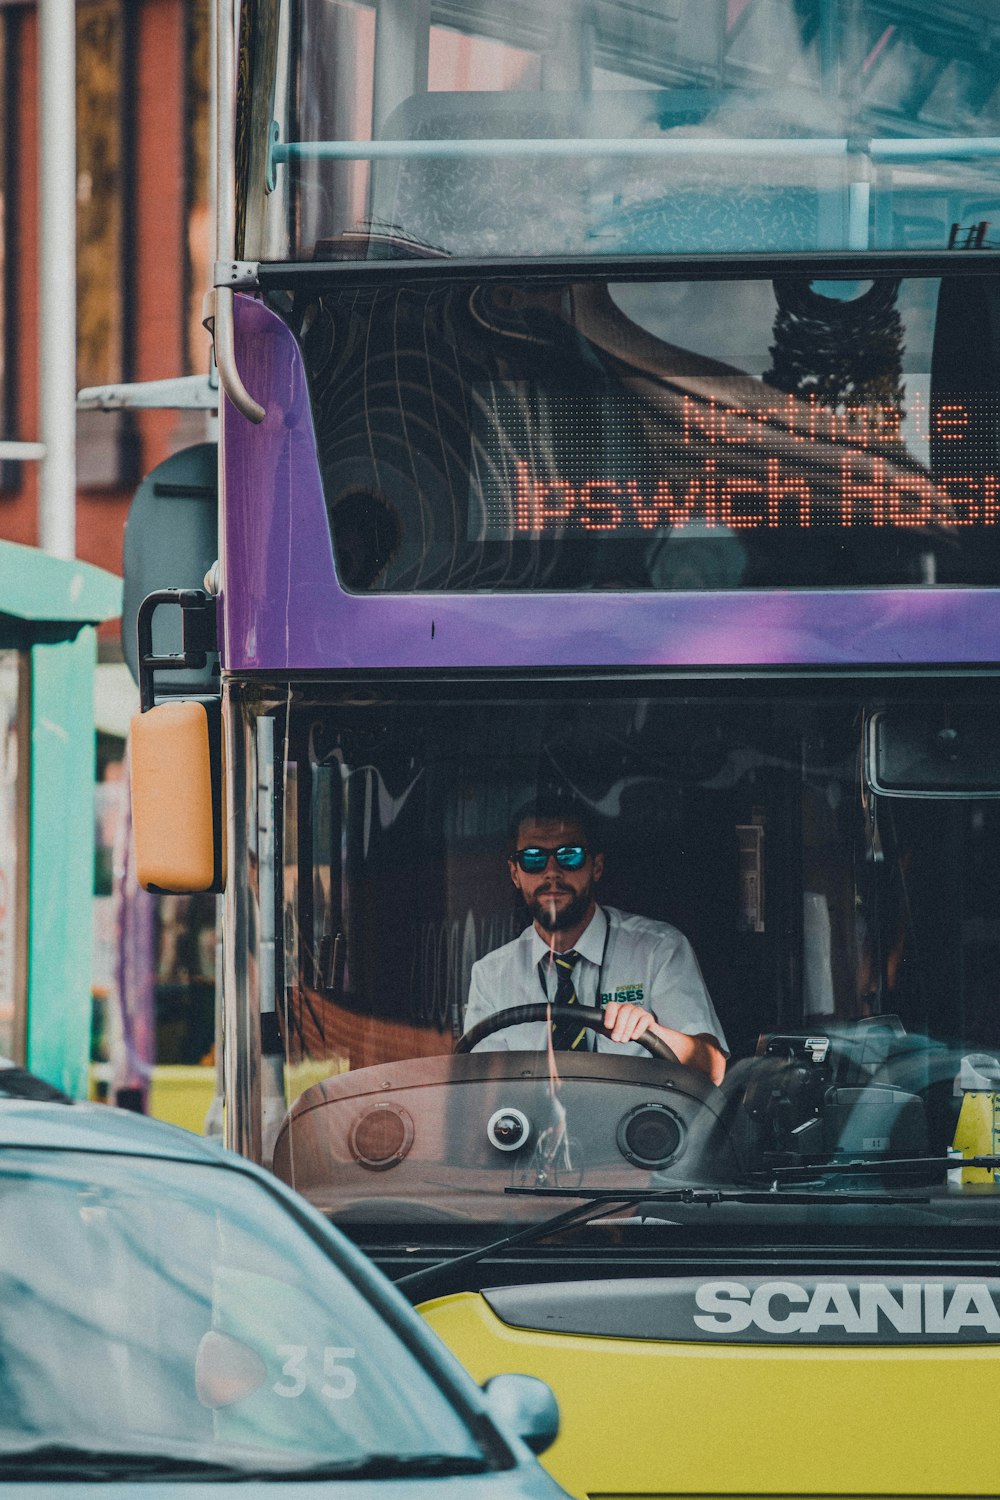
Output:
[269,683,1000,1248]
[0,1149,485,1472]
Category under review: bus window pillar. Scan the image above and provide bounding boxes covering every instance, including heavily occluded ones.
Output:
[541,5,594,93]
[223,689,263,1162]
[373,0,430,139]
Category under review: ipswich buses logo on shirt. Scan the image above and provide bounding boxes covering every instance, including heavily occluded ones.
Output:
[600,984,645,1007]
[692,1278,1000,1342]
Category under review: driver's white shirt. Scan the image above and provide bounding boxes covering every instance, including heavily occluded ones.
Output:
[464,904,727,1056]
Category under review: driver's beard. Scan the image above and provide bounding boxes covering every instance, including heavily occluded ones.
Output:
[528,884,592,934]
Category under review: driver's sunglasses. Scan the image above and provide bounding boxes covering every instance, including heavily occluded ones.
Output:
[510,845,589,873]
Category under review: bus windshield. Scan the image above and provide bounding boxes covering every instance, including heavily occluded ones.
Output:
[268,680,1000,1249]
[248,0,1000,263]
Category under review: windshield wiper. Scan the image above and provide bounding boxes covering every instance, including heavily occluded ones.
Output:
[0,1443,491,1483]
[0,1445,265,1481]
[394,1183,929,1300]
[758,1153,1000,1182]
[248,1454,492,1480]
[395,1192,640,1298]
[505,1186,931,1207]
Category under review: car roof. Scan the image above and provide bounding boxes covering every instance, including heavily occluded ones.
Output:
[0,1097,235,1165]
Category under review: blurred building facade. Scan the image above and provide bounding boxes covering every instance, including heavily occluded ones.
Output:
[0,0,217,1115]
[0,0,213,570]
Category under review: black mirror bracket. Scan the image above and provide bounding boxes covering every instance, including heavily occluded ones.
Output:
[136,589,219,713]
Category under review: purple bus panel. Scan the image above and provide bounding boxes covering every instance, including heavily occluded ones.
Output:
[221,296,1000,674]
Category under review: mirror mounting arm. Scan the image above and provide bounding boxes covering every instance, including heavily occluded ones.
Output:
[136,589,219,713]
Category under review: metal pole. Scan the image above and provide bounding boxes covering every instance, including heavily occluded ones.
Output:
[213,0,264,422]
[214,0,233,283]
[38,0,76,560]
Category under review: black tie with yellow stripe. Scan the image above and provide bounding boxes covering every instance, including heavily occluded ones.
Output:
[544,949,589,1050]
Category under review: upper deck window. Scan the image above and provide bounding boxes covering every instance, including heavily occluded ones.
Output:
[248,0,1000,263]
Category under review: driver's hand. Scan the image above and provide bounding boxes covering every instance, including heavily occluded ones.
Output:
[603,1001,654,1045]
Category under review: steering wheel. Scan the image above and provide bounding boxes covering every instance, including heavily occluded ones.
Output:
[455,1002,679,1062]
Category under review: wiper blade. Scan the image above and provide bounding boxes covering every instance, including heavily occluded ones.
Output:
[395,1183,928,1300]
[0,1444,258,1481]
[395,1192,637,1298]
[0,1443,491,1483]
[256,1454,492,1480]
[504,1186,930,1205]
[760,1154,1000,1182]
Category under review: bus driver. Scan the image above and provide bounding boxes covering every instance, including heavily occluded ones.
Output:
[464,797,728,1084]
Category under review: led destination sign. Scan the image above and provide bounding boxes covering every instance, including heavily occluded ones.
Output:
[311,272,1000,591]
[475,387,998,539]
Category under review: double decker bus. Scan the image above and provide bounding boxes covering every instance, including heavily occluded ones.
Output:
[129,1,1000,1495]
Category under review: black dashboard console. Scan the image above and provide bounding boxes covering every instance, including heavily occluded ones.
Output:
[740,1017,930,1177]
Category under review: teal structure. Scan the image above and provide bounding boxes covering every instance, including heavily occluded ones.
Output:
[0,540,121,1096]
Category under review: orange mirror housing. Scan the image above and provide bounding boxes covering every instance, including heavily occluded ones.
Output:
[130,701,225,892]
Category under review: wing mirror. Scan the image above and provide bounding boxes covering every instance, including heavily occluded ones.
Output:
[482,1373,559,1455]
[130,699,225,892]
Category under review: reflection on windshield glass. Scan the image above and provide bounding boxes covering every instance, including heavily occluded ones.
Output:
[271,687,1000,1235]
